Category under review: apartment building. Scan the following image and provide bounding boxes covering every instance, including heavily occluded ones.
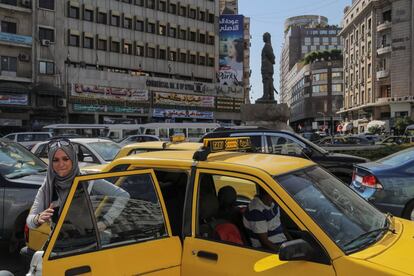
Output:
[339,0,414,133]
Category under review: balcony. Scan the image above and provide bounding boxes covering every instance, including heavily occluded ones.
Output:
[377,21,392,32]
[377,45,392,55]
[376,69,389,80]
[0,32,32,47]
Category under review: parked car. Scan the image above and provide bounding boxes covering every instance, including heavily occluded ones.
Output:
[299,132,321,142]
[316,136,373,146]
[0,138,46,252]
[351,147,414,221]
[118,134,160,147]
[357,134,383,143]
[376,136,414,146]
[26,137,414,276]
[31,138,121,167]
[2,132,52,150]
[201,127,368,183]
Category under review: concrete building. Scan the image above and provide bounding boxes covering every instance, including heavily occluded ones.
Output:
[219,0,238,15]
[339,0,414,133]
[279,15,343,132]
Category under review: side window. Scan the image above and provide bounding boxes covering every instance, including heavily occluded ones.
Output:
[267,135,304,155]
[231,134,262,152]
[4,134,15,141]
[51,183,98,257]
[78,145,98,163]
[33,134,50,141]
[88,174,168,248]
[159,128,168,139]
[17,134,33,142]
[36,144,49,159]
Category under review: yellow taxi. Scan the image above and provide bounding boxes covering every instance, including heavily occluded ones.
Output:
[27,137,414,276]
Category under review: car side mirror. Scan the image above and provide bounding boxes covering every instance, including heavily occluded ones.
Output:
[279,239,314,262]
[301,147,313,157]
[83,156,94,162]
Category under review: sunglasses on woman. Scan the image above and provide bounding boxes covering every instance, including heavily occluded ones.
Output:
[47,138,72,151]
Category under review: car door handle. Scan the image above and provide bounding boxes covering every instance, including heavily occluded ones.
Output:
[197,250,218,261]
[65,265,91,276]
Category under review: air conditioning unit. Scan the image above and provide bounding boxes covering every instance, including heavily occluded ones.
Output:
[57,98,67,107]
[41,39,51,46]
[18,53,30,62]
[21,0,31,8]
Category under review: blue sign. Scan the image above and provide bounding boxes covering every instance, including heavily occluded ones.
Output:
[0,32,32,45]
[153,108,214,119]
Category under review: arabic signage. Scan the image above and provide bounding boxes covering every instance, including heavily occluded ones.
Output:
[219,15,244,86]
[0,32,32,45]
[71,83,149,102]
[146,79,208,93]
[153,108,214,119]
[0,94,28,105]
[0,119,22,126]
[154,92,215,108]
[73,104,146,114]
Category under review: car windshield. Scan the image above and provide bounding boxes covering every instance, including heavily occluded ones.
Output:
[377,147,414,166]
[276,166,385,254]
[0,140,47,179]
[87,142,121,161]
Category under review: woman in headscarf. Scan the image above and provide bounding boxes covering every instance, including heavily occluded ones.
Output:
[26,139,80,229]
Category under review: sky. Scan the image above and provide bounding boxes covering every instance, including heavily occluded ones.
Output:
[238,0,350,102]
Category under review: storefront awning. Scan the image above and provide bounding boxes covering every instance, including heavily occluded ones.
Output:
[33,83,64,96]
[0,82,30,94]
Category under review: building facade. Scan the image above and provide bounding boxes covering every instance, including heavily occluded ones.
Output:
[279,15,343,132]
[339,0,414,133]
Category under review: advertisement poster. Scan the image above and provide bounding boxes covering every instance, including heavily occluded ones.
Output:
[219,15,244,86]
[154,92,215,108]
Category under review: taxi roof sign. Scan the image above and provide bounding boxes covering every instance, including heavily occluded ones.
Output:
[194,137,252,161]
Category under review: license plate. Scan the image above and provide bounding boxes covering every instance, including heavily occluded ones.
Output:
[355,175,362,183]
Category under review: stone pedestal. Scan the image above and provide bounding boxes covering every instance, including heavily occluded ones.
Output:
[240,103,292,131]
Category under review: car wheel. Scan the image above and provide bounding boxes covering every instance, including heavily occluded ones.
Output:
[402,200,414,221]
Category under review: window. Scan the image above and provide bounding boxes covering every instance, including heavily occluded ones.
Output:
[111,41,120,52]
[179,6,187,16]
[97,39,107,50]
[312,73,327,82]
[97,12,107,24]
[158,24,166,35]
[1,21,16,34]
[1,56,17,72]
[169,3,176,14]
[134,0,144,6]
[39,27,55,42]
[169,51,177,61]
[322,37,329,45]
[84,9,93,21]
[136,45,144,56]
[331,37,338,44]
[123,42,132,54]
[179,29,186,40]
[189,31,196,42]
[189,54,196,64]
[39,0,54,10]
[312,85,328,93]
[267,135,304,156]
[169,26,176,38]
[332,84,342,92]
[304,37,311,45]
[189,8,196,19]
[158,1,166,11]
[199,11,205,21]
[208,13,214,23]
[123,17,132,29]
[83,36,93,49]
[135,20,144,31]
[147,22,155,33]
[68,34,79,46]
[199,55,205,66]
[147,0,155,9]
[332,72,342,80]
[147,47,155,58]
[199,33,206,44]
[111,14,120,26]
[208,57,214,67]
[208,35,214,45]
[159,48,166,60]
[179,52,186,63]
[68,5,80,19]
[313,37,320,45]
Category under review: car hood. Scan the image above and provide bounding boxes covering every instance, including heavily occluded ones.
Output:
[10,172,46,186]
[326,152,369,163]
[365,219,414,275]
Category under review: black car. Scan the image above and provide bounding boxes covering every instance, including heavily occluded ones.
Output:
[201,127,368,183]
[0,139,46,252]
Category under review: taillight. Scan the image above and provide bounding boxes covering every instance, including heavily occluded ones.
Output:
[362,175,383,189]
[24,223,29,243]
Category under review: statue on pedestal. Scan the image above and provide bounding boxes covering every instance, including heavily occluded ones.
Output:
[256,32,278,103]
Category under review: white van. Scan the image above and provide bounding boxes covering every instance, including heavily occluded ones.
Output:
[2,132,53,149]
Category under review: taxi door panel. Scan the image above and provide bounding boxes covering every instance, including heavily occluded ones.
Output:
[181,169,336,276]
[42,170,181,276]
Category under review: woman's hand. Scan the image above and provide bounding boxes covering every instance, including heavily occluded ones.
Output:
[37,208,54,225]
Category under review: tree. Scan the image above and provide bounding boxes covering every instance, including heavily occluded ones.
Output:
[368,125,381,134]
[394,117,413,135]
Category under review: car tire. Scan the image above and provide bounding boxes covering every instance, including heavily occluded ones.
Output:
[402,200,414,221]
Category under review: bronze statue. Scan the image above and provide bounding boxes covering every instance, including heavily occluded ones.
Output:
[257,32,277,103]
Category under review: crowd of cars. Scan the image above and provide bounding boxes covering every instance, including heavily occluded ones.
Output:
[1,126,414,275]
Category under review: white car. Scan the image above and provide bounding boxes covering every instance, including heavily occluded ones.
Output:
[31,138,121,167]
[2,132,52,149]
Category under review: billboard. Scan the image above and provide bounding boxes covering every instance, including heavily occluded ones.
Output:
[219,15,244,86]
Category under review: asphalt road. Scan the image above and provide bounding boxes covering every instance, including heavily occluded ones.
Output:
[0,246,26,276]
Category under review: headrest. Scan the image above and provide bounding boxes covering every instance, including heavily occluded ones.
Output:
[199,193,219,221]
[218,186,237,208]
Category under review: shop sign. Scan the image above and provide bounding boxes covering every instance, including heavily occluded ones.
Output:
[0,94,28,105]
[154,92,215,108]
[146,79,209,93]
[153,108,214,119]
[0,118,22,126]
[72,84,149,102]
[73,104,146,114]
[0,32,32,45]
